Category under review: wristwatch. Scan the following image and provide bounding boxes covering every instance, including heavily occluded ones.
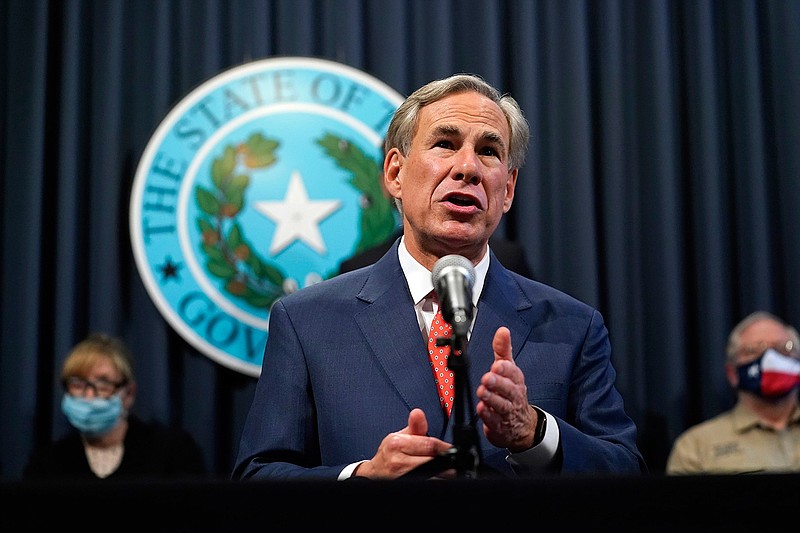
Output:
[532,405,547,446]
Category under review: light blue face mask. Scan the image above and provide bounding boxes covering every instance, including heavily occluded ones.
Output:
[61,393,123,436]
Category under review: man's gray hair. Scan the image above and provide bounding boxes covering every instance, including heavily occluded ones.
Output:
[725,310,800,363]
[384,73,530,170]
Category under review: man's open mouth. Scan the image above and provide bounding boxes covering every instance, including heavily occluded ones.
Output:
[445,193,479,208]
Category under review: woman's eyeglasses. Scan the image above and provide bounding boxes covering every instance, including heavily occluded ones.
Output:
[63,376,126,398]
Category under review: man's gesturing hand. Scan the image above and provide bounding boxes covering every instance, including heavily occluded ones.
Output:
[354,408,453,479]
[476,326,537,452]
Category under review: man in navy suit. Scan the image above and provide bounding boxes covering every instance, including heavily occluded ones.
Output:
[232,74,646,480]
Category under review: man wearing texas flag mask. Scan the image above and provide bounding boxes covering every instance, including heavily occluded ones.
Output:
[737,345,800,398]
[667,311,800,474]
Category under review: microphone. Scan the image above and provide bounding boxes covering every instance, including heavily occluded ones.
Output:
[432,254,476,338]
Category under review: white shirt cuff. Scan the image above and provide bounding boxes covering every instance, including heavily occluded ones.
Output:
[338,460,368,480]
[505,410,559,470]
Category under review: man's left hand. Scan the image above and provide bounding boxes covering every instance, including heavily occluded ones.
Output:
[476,326,536,452]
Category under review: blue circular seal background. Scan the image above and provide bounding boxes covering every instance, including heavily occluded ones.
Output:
[130,58,404,376]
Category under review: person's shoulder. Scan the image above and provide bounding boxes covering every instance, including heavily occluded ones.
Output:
[127,416,199,446]
[28,430,83,456]
[22,431,84,479]
[495,271,614,338]
[674,409,737,442]
[505,270,594,311]
[338,231,401,274]
[666,409,738,473]
[488,235,533,278]
[284,243,403,308]
[488,235,526,255]
[339,241,394,273]
[279,268,372,309]
[125,416,207,476]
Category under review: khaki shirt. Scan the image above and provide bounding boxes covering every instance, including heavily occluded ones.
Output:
[666,402,800,474]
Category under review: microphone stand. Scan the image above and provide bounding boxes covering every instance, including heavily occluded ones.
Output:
[445,327,482,479]
[401,322,483,480]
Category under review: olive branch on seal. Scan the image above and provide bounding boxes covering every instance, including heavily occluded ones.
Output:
[194,131,398,309]
[195,132,285,309]
[315,133,397,260]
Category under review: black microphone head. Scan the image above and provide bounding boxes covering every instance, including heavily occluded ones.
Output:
[432,254,476,292]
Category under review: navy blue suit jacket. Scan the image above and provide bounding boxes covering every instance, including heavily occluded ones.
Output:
[233,240,645,479]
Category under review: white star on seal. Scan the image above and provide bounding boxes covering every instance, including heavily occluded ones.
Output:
[254,170,341,255]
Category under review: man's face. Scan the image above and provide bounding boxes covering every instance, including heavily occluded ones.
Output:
[735,320,796,367]
[384,91,517,267]
[726,318,798,390]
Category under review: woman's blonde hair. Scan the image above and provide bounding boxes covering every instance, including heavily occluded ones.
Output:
[60,332,135,386]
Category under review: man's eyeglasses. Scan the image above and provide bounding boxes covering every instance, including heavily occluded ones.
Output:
[737,340,796,359]
[63,376,127,398]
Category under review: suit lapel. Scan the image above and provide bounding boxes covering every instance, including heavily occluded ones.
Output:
[466,257,535,393]
[353,246,448,432]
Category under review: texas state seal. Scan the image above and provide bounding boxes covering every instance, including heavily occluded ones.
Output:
[130,57,404,376]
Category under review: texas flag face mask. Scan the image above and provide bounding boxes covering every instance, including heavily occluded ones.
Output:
[737,348,800,399]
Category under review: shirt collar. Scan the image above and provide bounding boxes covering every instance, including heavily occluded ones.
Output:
[397,236,490,306]
[731,400,800,432]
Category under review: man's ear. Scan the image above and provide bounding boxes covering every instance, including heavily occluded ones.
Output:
[503,168,518,213]
[383,148,403,199]
[724,363,738,388]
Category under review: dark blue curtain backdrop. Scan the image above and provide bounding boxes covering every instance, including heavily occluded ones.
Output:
[2,0,799,480]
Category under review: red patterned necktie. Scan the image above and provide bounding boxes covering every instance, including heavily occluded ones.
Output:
[427,306,455,416]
